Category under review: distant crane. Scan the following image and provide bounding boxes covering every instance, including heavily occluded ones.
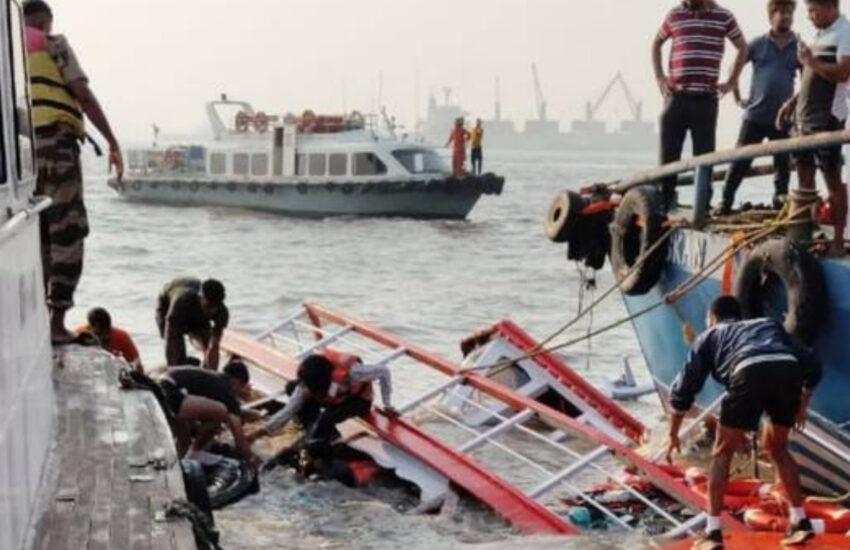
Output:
[494,76,502,121]
[585,72,643,122]
[531,63,547,121]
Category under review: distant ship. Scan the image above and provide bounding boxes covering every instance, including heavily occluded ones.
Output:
[419,69,657,154]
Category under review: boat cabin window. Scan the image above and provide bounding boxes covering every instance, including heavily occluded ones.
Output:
[392,148,445,174]
[251,153,268,176]
[9,1,34,181]
[328,153,347,176]
[309,153,326,176]
[210,153,227,175]
[296,153,307,176]
[352,153,387,176]
[233,153,250,175]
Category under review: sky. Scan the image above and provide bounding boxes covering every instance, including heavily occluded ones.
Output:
[48,0,818,144]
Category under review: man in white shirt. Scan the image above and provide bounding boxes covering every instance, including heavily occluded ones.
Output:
[779,0,850,255]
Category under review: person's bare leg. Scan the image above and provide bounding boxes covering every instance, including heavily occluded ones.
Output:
[763,422,804,508]
[173,418,192,458]
[192,420,223,452]
[176,396,228,455]
[708,425,749,516]
[822,167,847,255]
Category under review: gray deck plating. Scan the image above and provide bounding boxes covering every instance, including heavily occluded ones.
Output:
[27,348,195,550]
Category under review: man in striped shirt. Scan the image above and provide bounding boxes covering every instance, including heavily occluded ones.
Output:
[652,0,749,210]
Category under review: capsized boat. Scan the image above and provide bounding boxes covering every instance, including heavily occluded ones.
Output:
[221,302,746,538]
[545,130,850,498]
[110,98,504,220]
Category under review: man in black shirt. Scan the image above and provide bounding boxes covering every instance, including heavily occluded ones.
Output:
[159,361,256,462]
[156,277,229,370]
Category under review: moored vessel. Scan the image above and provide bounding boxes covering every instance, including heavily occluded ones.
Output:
[111,98,504,220]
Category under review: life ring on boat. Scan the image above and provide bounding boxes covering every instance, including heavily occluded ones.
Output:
[254,111,269,134]
[149,181,159,189]
[263,183,274,195]
[734,240,827,344]
[226,182,237,193]
[325,182,337,193]
[692,479,770,512]
[341,183,355,195]
[247,183,259,193]
[163,149,178,170]
[235,111,251,133]
[545,190,588,243]
[208,182,218,191]
[188,181,200,193]
[609,186,668,296]
[300,109,317,131]
[296,182,309,195]
[744,499,850,533]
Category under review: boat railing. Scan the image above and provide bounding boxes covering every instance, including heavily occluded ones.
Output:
[609,129,850,229]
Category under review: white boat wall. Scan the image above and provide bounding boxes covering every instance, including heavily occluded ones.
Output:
[111,99,504,220]
[0,2,55,549]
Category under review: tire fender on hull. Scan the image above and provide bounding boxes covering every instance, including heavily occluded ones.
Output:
[734,240,827,344]
[609,186,667,296]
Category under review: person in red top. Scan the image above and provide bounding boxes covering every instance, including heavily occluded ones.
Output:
[77,307,143,372]
[652,0,749,210]
[445,117,470,177]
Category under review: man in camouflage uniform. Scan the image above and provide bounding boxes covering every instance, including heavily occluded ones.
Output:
[24,1,123,343]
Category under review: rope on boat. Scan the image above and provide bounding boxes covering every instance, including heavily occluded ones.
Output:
[463,206,811,376]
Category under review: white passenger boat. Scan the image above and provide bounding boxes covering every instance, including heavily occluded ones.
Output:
[110,98,504,220]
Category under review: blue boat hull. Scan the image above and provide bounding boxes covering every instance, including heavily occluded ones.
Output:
[622,229,850,495]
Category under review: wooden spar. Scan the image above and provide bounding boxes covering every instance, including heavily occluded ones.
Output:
[302,302,743,529]
[610,128,850,195]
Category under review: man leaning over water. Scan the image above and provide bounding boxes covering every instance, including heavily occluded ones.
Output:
[716,0,800,215]
[24,0,123,344]
[666,297,821,550]
[652,0,748,211]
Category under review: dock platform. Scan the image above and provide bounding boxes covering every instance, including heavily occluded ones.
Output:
[26,347,196,550]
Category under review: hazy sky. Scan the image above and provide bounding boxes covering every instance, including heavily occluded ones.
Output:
[51,1,819,144]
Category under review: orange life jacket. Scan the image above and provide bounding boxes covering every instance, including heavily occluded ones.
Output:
[321,349,374,405]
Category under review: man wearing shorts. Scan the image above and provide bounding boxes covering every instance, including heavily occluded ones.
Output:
[666,296,821,550]
[778,0,850,255]
[158,361,256,462]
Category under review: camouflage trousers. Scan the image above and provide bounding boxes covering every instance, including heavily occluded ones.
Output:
[35,125,89,311]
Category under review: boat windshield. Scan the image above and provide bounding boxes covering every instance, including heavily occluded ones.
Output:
[392,148,447,175]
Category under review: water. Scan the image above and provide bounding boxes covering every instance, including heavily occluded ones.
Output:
[73,149,667,549]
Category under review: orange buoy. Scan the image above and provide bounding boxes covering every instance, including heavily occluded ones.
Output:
[743,498,850,534]
[235,111,250,133]
[254,111,269,133]
[692,479,770,512]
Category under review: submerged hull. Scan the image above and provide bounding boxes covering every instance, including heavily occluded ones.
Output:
[111,175,504,220]
[621,228,850,495]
